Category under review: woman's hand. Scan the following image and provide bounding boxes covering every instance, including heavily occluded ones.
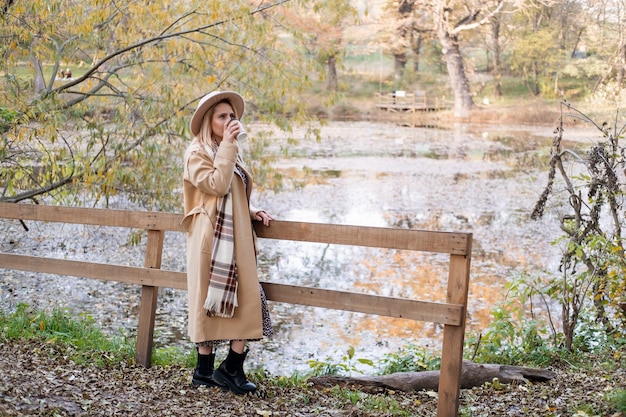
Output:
[223,119,241,143]
[255,211,274,226]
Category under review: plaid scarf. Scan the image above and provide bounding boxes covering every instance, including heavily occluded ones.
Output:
[204,189,238,317]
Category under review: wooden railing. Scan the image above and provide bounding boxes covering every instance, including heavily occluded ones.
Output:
[375,90,448,112]
[0,202,472,417]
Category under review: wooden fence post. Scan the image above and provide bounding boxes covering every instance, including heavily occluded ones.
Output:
[437,251,472,417]
[136,229,164,368]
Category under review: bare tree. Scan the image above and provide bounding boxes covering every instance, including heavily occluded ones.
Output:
[432,0,505,117]
[383,0,505,118]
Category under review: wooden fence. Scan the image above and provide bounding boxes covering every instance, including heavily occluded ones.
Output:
[0,202,472,417]
[375,90,446,112]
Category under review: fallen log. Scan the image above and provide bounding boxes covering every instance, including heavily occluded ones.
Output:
[308,360,556,392]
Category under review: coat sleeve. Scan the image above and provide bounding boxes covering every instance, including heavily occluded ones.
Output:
[249,203,260,219]
[185,142,238,196]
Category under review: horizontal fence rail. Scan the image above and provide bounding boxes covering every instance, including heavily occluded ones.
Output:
[0,202,472,417]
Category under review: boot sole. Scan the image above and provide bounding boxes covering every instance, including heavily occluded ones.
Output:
[212,369,256,395]
[191,378,229,390]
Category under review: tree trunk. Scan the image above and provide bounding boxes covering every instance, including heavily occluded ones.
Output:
[309,361,556,393]
[438,31,474,118]
[532,62,540,95]
[30,47,46,94]
[412,33,423,73]
[327,54,338,91]
[394,53,408,81]
[617,42,626,87]
[489,16,502,97]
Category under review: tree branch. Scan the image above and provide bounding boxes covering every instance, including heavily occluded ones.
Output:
[47,0,291,98]
[451,1,505,35]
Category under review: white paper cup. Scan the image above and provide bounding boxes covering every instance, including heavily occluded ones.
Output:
[232,119,248,141]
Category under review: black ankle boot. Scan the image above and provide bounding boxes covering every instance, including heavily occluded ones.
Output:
[212,349,257,395]
[192,351,226,388]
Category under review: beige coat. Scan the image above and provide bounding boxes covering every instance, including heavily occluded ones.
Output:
[182,138,263,343]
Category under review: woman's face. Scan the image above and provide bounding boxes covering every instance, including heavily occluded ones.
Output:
[210,101,235,143]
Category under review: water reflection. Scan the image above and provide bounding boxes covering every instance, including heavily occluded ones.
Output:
[249,121,569,375]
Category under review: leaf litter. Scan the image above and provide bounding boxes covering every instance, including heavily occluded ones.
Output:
[0,340,624,416]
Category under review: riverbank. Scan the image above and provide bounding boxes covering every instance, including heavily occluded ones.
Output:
[328,96,564,126]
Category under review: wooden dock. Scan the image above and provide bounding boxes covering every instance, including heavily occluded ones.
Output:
[376,90,446,112]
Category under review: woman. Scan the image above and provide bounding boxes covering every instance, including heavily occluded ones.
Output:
[182,90,274,395]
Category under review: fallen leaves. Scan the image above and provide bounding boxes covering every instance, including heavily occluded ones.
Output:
[0,339,624,416]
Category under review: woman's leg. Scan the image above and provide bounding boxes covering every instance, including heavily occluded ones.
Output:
[198,345,213,355]
[230,340,246,354]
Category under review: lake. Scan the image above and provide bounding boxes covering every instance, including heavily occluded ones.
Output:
[241,120,584,375]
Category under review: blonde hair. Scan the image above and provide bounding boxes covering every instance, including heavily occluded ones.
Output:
[198,99,237,148]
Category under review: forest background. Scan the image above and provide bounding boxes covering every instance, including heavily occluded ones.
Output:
[1,0,626,415]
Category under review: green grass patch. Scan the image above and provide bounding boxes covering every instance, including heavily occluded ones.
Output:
[0,107,18,124]
[0,303,135,365]
[608,389,626,413]
[0,303,195,367]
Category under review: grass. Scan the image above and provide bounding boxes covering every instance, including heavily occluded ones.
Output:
[0,303,136,366]
[3,303,623,373]
[0,303,449,379]
[609,389,626,413]
[6,303,211,368]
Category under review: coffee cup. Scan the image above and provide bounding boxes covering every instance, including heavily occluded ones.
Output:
[230,118,248,141]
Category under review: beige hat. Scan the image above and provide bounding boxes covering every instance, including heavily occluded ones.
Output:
[190,90,245,136]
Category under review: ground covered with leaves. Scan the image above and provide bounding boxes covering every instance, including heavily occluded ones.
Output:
[0,340,624,416]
